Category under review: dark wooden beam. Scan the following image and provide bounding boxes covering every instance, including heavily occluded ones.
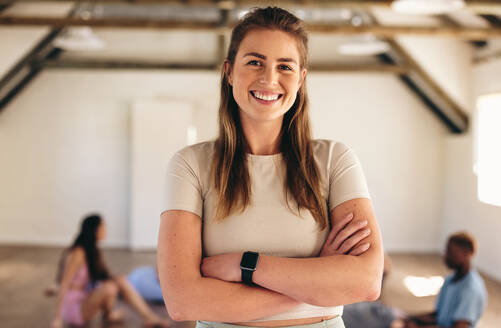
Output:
[2,0,501,6]
[380,42,469,133]
[368,13,469,133]
[0,2,13,12]
[1,16,501,40]
[0,16,221,29]
[438,14,489,48]
[309,63,408,73]
[0,33,63,112]
[215,6,230,69]
[305,24,501,40]
[0,5,81,112]
[480,14,501,27]
[41,59,216,70]
[40,58,407,73]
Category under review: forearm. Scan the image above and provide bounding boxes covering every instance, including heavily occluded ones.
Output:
[53,285,69,319]
[253,251,383,307]
[165,276,301,322]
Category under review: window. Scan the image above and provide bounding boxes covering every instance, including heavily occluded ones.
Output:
[476,93,501,207]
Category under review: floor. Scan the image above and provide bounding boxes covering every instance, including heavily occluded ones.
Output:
[0,246,499,328]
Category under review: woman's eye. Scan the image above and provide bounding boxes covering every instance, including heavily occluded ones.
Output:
[247,60,261,66]
[279,64,292,71]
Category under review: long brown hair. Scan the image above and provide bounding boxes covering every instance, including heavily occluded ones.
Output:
[212,7,328,230]
[56,214,111,285]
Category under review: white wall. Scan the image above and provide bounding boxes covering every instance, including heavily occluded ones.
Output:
[309,73,446,252]
[0,69,447,251]
[130,99,194,249]
[0,70,219,247]
[440,59,501,281]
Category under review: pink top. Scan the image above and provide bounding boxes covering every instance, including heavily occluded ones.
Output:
[69,264,90,290]
[61,264,91,325]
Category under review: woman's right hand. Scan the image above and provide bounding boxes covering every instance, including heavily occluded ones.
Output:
[319,212,372,257]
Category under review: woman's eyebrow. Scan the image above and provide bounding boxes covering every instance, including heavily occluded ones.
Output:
[244,52,266,59]
[243,52,297,64]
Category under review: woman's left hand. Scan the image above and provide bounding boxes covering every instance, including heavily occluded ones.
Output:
[319,212,371,257]
[201,253,242,282]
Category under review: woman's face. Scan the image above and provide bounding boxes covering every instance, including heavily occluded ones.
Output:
[96,221,107,241]
[226,29,306,125]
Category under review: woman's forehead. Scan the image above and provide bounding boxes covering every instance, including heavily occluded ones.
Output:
[237,29,301,62]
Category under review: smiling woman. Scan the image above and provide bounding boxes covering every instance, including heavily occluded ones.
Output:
[157,7,384,328]
[226,30,306,128]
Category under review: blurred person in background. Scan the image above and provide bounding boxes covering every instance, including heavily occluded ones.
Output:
[50,214,168,328]
[405,232,487,328]
[343,254,406,328]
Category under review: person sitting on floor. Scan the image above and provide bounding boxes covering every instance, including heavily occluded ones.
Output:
[47,266,165,304]
[342,253,406,328]
[405,232,487,328]
[50,213,168,328]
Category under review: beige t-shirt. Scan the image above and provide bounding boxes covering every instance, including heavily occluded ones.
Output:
[165,139,371,322]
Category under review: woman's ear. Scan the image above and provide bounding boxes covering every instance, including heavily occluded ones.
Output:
[224,60,233,86]
[299,68,307,88]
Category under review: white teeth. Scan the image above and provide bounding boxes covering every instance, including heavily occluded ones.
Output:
[253,91,279,101]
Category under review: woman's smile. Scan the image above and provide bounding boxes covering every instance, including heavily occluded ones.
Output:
[250,90,283,104]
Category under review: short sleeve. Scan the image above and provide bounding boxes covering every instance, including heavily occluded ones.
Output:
[164,149,203,218]
[435,279,447,310]
[451,287,485,326]
[328,142,370,211]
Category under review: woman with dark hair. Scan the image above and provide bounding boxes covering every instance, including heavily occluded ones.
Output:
[50,214,168,328]
[158,6,383,328]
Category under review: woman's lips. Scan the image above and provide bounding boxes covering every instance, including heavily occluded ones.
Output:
[250,91,283,104]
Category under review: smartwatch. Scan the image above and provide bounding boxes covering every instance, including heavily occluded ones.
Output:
[240,251,260,285]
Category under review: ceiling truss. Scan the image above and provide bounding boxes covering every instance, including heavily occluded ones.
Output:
[2,0,500,132]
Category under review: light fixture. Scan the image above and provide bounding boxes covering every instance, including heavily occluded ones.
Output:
[53,27,105,51]
[391,0,465,15]
[338,35,390,56]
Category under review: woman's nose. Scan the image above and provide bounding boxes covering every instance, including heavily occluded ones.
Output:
[258,66,278,86]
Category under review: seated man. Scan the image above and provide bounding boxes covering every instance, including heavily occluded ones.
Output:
[406,232,487,328]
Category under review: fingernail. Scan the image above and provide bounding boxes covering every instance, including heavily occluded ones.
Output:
[364,229,371,235]
[347,213,354,219]
[361,220,368,226]
[362,243,370,249]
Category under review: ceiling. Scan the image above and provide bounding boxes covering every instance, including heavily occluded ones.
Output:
[1,1,501,65]
[2,0,501,133]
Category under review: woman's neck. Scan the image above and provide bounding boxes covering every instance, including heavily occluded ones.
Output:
[240,116,283,155]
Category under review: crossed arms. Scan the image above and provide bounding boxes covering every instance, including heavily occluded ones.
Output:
[157,198,384,322]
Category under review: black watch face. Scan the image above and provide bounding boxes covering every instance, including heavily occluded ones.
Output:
[241,252,259,270]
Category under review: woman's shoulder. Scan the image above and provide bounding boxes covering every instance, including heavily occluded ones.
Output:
[311,139,361,176]
[66,246,86,266]
[173,140,216,161]
[71,246,85,257]
[168,141,216,184]
[311,139,351,158]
